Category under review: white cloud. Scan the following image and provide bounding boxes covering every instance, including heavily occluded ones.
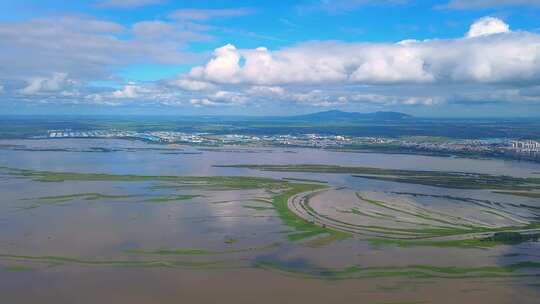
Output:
[466,17,510,38]
[290,90,348,107]
[171,79,216,91]
[0,16,201,86]
[20,73,74,95]
[190,44,242,83]
[441,0,540,10]
[187,17,539,86]
[347,93,442,106]
[190,98,218,107]
[112,83,149,98]
[349,46,433,83]
[96,0,165,9]
[5,14,540,111]
[245,86,285,96]
[212,90,248,105]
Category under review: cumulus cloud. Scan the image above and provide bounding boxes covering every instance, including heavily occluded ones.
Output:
[0,14,218,105]
[190,98,218,107]
[466,17,510,38]
[349,93,444,106]
[170,79,216,91]
[245,86,285,96]
[20,73,75,95]
[441,0,540,10]
[96,0,165,9]
[112,83,149,98]
[0,16,199,84]
[4,15,540,111]
[186,17,538,86]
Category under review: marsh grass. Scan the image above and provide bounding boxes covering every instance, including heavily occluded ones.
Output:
[216,164,540,191]
[4,265,31,272]
[127,242,281,256]
[270,183,350,242]
[0,254,224,269]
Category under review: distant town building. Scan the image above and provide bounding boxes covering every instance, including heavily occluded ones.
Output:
[510,140,540,151]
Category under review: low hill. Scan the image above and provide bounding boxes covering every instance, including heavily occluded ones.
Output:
[286,110,412,122]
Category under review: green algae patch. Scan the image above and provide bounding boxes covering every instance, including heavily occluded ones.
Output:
[4,265,32,272]
[26,193,138,204]
[369,231,540,249]
[224,238,238,245]
[127,243,281,256]
[0,254,225,269]
[306,232,351,248]
[144,194,201,203]
[1,167,286,191]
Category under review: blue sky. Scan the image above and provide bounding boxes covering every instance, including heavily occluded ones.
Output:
[1,0,540,116]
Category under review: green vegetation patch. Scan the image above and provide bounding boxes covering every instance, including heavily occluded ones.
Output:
[3,167,350,246]
[4,265,32,272]
[27,193,137,204]
[216,164,540,191]
[127,243,281,256]
[144,194,201,203]
[270,182,350,242]
[0,254,224,269]
[370,231,540,249]
[1,167,286,191]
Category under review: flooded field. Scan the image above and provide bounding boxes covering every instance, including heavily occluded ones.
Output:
[1,139,539,304]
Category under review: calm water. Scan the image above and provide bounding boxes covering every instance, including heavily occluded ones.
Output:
[0,139,539,304]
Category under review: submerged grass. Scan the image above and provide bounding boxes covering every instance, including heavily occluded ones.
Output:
[270,183,351,242]
[144,194,201,203]
[1,167,286,191]
[21,192,201,207]
[27,193,137,204]
[0,254,224,268]
[369,231,540,249]
[4,265,32,272]
[127,242,281,256]
[216,164,540,191]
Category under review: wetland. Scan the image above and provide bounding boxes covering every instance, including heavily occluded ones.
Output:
[0,138,539,303]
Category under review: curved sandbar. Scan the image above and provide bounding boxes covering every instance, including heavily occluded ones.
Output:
[287,189,540,241]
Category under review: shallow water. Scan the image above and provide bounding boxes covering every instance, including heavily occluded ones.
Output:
[0,139,539,304]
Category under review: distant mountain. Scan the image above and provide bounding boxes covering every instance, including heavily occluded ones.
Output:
[286,110,412,122]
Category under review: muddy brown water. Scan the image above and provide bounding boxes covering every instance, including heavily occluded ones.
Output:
[0,138,539,303]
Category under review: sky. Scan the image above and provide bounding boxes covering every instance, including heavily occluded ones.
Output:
[1,0,540,117]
